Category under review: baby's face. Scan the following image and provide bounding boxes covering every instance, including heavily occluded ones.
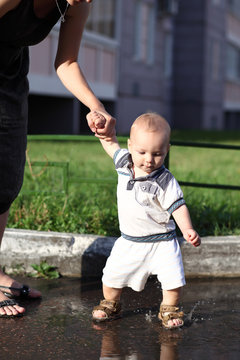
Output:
[128,129,170,176]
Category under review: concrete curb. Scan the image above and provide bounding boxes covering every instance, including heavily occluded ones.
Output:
[1,228,240,278]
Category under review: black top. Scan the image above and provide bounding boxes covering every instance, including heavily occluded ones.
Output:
[0,0,67,78]
[0,0,67,123]
[0,0,66,46]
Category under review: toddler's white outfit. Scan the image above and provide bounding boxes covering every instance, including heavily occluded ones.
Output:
[102,149,186,291]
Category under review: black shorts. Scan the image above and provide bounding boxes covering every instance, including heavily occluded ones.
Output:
[0,46,29,214]
[0,95,28,215]
[0,130,27,214]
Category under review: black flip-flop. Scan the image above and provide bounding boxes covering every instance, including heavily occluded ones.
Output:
[0,284,30,299]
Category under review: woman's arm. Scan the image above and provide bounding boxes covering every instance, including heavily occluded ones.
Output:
[55,3,115,136]
[55,4,102,110]
[0,0,20,17]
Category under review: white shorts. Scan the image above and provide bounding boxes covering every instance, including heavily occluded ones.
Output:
[102,237,186,292]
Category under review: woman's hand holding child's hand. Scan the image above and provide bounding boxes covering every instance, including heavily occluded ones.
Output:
[87,110,116,140]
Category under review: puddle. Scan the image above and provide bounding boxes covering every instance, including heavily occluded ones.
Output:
[0,277,240,359]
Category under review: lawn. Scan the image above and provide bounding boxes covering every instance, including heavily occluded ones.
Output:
[7,130,240,237]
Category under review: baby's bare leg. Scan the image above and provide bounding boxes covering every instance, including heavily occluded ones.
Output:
[162,287,181,305]
[103,284,122,301]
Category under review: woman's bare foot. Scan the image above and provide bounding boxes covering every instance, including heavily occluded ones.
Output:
[0,271,41,316]
[0,291,25,317]
[0,272,41,298]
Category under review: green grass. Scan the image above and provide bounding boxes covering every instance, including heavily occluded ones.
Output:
[7,130,240,237]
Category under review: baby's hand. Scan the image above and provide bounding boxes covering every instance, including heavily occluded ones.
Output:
[183,229,201,247]
[87,111,106,132]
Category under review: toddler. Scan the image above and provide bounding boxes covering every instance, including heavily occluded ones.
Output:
[89,111,201,329]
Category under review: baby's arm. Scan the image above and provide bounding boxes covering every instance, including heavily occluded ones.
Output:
[172,204,201,247]
[88,111,120,159]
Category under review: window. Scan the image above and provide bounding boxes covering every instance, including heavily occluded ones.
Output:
[226,43,240,81]
[86,0,116,38]
[212,0,221,5]
[134,1,155,64]
[163,33,173,78]
[210,39,221,81]
[227,0,240,17]
[157,0,179,16]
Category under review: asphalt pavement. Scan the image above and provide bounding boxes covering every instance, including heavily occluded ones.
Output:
[0,276,240,360]
[1,228,240,359]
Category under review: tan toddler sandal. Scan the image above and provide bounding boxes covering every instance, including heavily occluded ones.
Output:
[92,299,122,322]
[158,304,184,329]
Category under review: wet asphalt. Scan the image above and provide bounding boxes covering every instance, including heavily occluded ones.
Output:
[0,276,240,360]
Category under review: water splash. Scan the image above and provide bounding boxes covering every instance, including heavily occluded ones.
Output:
[185,301,201,322]
[145,310,153,322]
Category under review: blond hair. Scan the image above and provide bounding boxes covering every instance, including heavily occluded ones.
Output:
[130,112,171,142]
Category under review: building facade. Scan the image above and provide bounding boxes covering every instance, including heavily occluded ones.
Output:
[28,0,119,134]
[173,0,240,130]
[225,0,240,129]
[115,0,176,134]
[27,0,240,134]
[172,0,226,130]
[28,0,177,134]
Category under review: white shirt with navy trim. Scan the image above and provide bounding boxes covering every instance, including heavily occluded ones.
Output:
[113,148,185,240]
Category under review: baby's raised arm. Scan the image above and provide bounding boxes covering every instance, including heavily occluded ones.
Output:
[87,111,120,158]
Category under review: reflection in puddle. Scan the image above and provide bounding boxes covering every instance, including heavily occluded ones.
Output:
[93,320,183,360]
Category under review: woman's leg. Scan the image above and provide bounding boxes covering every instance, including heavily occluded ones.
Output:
[0,210,41,316]
[0,210,8,244]
[0,210,25,316]
[0,51,41,316]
